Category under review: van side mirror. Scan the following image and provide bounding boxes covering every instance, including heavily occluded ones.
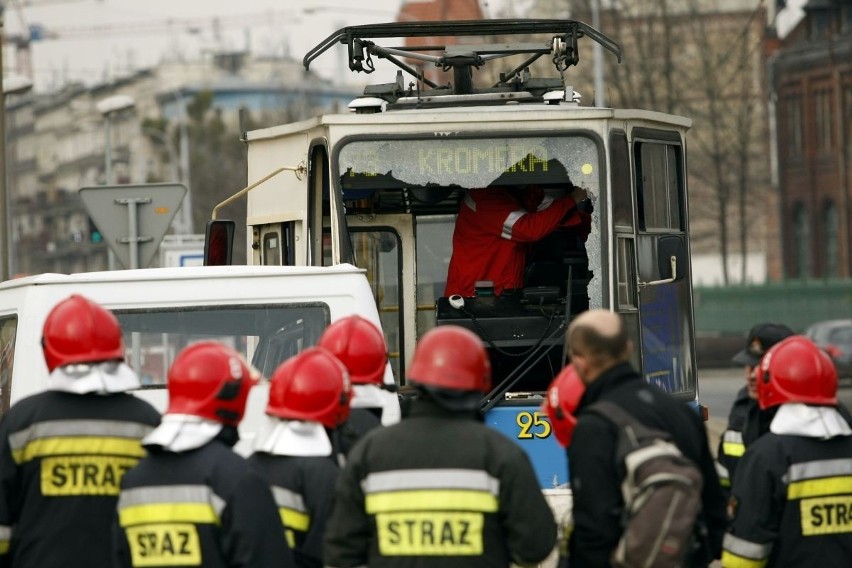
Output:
[204,220,235,266]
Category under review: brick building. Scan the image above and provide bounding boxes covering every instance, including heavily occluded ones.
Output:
[771,0,852,279]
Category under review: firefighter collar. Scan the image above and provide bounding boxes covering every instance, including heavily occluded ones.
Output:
[770,403,852,439]
[48,361,141,395]
[252,417,332,457]
[352,384,401,426]
[143,414,223,452]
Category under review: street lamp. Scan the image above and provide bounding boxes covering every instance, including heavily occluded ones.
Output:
[96,94,136,185]
[96,94,135,271]
[1,73,34,282]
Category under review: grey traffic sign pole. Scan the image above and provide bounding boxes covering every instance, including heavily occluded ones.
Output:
[116,198,150,375]
[116,197,151,373]
[116,197,153,269]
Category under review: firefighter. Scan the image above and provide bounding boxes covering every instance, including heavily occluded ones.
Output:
[323,325,557,567]
[444,183,590,297]
[0,294,161,568]
[113,341,293,568]
[317,315,400,457]
[542,364,586,564]
[717,323,794,492]
[723,336,852,567]
[542,364,586,450]
[249,347,352,568]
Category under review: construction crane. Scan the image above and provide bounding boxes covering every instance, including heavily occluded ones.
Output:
[2,0,95,78]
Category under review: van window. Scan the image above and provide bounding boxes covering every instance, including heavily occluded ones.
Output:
[114,304,329,386]
[0,317,17,417]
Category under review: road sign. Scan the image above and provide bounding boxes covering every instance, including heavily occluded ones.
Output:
[79,183,187,269]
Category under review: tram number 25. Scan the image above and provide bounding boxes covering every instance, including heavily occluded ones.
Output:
[516,411,552,439]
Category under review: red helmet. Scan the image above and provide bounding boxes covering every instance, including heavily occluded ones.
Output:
[42,294,125,372]
[166,341,258,426]
[542,365,586,447]
[318,316,387,385]
[758,336,838,409]
[267,347,352,428]
[408,325,491,393]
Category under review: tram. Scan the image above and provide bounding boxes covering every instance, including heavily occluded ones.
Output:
[205,20,700,487]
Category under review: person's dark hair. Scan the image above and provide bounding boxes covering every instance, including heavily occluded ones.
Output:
[568,316,629,364]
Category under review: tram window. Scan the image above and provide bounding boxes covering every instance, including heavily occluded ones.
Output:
[415,215,455,337]
[262,232,280,265]
[616,237,637,309]
[349,229,404,380]
[636,143,683,231]
[610,131,633,229]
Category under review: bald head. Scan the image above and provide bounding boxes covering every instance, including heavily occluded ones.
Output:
[566,310,631,383]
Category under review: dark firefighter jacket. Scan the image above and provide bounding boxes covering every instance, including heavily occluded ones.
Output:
[723,429,852,567]
[567,362,727,567]
[0,390,160,568]
[114,435,293,568]
[323,398,557,568]
[249,452,339,568]
[717,388,852,494]
[444,186,587,297]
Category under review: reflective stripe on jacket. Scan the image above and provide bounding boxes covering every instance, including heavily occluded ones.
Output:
[0,390,159,568]
[723,432,852,567]
[114,439,294,568]
[323,398,557,567]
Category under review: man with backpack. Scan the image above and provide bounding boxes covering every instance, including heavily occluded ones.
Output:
[564,310,726,567]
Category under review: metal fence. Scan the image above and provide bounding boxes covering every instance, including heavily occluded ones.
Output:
[694,279,852,335]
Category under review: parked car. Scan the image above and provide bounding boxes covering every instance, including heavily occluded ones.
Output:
[804,319,852,383]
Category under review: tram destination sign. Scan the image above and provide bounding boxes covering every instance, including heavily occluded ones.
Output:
[338,136,597,191]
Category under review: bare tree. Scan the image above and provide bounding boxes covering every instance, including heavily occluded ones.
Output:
[527,0,771,284]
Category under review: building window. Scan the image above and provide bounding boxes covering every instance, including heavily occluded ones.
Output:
[815,89,833,151]
[793,204,811,279]
[785,96,803,158]
[824,201,839,278]
[842,6,852,33]
[810,11,831,39]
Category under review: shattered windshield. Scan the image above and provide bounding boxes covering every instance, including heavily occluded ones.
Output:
[338,135,600,192]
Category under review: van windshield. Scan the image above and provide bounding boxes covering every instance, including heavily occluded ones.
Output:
[113,304,329,387]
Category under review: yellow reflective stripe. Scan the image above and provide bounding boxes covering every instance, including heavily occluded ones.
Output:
[0,526,9,556]
[787,476,852,500]
[119,503,220,527]
[12,436,145,464]
[721,550,768,568]
[365,490,499,514]
[722,442,746,457]
[720,477,731,488]
[280,507,310,532]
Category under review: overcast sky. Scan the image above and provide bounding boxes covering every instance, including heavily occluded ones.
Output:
[9,0,413,91]
[8,0,803,93]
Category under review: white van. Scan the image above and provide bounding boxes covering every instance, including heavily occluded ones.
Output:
[0,264,384,454]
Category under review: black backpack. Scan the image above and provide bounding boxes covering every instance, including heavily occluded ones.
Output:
[587,401,703,568]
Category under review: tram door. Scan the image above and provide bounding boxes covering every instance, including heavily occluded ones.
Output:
[338,214,416,384]
[632,130,696,398]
